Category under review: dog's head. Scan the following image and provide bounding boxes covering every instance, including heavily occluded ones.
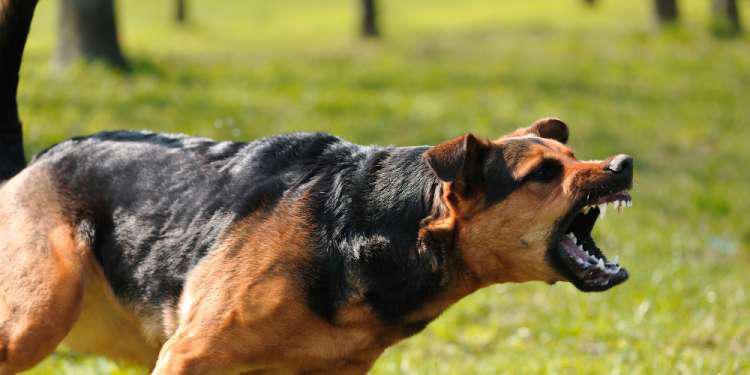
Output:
[424,118,633,292]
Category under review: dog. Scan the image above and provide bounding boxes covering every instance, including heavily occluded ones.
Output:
[0,119,633,374]
[0,2,634,374]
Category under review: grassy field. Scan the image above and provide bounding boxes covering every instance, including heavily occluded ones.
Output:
[17,0,750,373]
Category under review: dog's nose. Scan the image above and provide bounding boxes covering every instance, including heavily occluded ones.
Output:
[606,154,633,174]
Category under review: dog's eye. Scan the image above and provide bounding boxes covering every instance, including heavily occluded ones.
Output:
[526,159,562,183]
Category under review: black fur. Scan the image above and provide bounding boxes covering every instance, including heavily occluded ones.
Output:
[33,131,459,324]
[303,144,445,322]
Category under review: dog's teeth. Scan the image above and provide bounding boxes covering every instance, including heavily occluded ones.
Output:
[582,206,591,215]
[627,200,632,208]
[597,258,605,270]
[598,204,607,218]
[613,201,620,209]
[612,255,619,264]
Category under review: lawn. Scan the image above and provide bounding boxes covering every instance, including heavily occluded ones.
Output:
[17,0,750,373]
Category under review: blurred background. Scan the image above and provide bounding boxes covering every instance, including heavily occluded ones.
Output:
[18,0,749,373]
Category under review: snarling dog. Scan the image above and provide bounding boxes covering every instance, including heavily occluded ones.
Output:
[0,118,633,374]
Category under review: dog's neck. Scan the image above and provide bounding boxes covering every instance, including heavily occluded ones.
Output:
[335,146,478,325]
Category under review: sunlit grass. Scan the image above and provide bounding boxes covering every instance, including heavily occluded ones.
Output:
[18,0,750,373]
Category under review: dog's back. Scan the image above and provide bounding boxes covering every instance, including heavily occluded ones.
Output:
[29,130,349,306]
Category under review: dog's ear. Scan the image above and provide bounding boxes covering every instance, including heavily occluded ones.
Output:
[424,134,489,196]
[504,117,569,144]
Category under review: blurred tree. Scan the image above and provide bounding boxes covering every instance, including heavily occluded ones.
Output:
[654,0,679,24]
[175,0,187,24]
[711,0,741,33]
[361,0,379,38]
[55,0,128,70]
[0,0,38,179]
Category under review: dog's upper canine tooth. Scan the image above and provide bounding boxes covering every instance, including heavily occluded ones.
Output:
[597,258,605,270]
[598,204,607,218]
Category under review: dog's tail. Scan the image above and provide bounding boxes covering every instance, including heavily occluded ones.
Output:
[0,0,39,182]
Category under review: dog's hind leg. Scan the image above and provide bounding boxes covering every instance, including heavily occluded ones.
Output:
[0,169,88,374]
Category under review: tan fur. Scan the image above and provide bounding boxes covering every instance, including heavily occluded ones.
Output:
[0,168,86,374]
[456,137,594,287]
[152,199,394,374]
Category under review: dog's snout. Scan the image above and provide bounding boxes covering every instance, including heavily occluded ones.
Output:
[606,154,633,174]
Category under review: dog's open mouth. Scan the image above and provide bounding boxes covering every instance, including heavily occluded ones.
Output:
[554,190,631,291]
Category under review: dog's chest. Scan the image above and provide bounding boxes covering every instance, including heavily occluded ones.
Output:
[280,307,427,370]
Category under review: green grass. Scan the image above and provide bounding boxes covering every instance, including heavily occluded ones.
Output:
[18,0,750,373]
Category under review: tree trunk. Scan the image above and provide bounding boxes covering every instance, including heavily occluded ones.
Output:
[361,0,379,38]
[654,0,679,24]
[55,0,128,70]
[712,0,742,33]
[0,0,39,180]
[175,0,187,24]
